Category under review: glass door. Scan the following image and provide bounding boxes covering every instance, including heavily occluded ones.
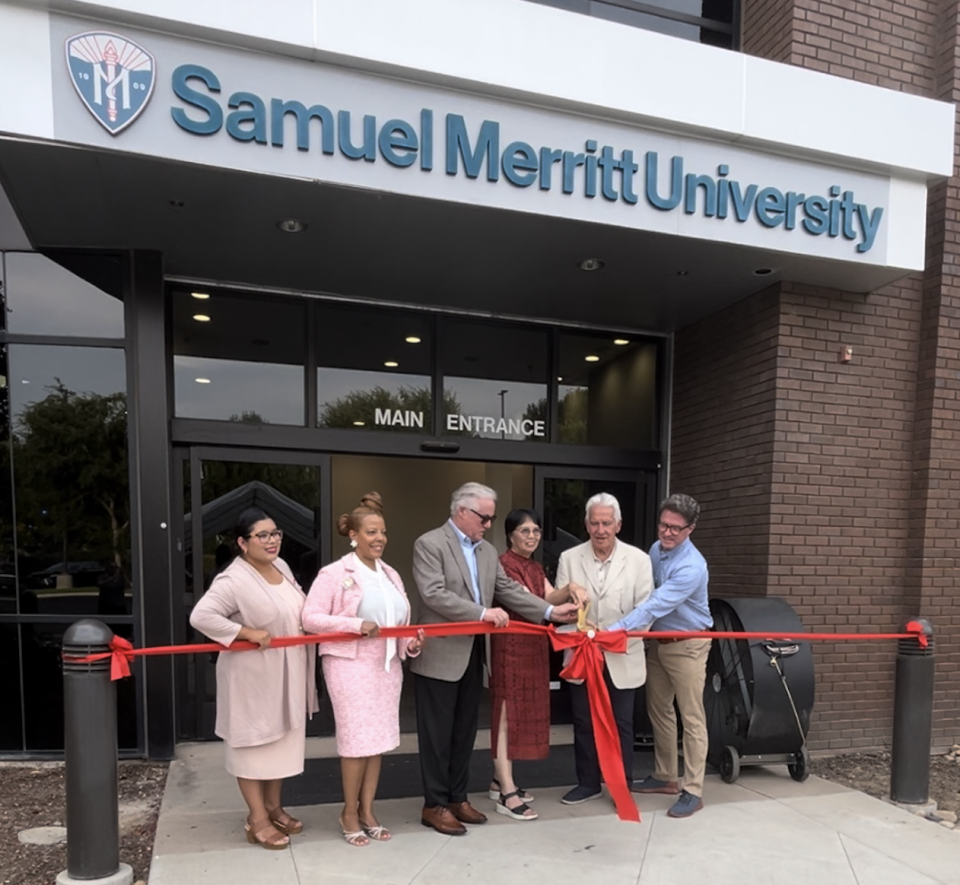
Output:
[173,447,331,741]
[534,466,657,583]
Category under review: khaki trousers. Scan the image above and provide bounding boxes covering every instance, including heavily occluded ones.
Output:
[645,637,711,797]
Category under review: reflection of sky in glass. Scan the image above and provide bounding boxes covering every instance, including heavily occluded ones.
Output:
[174,356,304,425]
[5,253,124,337]
[7,345,126,421]
[318,368,430,409]
[444,378,546,440]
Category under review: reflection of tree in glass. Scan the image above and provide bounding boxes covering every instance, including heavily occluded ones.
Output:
[319,385,462,433]
[523,388,588,444]
[228,410,268,425]
[14,382,129,568]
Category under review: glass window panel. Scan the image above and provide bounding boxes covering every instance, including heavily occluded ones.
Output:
[316,306,432,433]
[442,320,548,441]
[521,0,734,45]
[558,333,659,448]
[0,622,24,750]
[7,345,130,616]
[172,290,306,425]
[3,252,125,337]
[0,344,16,616]
[22,620,137,751]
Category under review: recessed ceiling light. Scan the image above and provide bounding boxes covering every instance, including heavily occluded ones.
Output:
[384,361,399,368]
[405,336,422,344]
[193,314,211,322]
[557,376,563,381]
[578,258,605,272]
[353,420,365,426]
[754,267,773,275]
[614,338,629,345]
[195,377,211,384]
[585,355,600,362]
[277,219,307,233]
[191,292,210,300]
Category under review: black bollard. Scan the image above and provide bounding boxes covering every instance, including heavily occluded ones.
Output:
[889,618,935,804]
[61,619,121,879]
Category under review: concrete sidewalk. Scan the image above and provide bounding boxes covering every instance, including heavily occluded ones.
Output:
[149,739,960,885]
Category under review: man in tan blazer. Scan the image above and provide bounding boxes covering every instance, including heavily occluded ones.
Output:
[555,492,653,805]
[411,482,579,835]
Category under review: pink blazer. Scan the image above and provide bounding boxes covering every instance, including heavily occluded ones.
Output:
[301,553,419,661]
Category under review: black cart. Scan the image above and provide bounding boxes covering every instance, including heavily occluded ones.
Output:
[704,596,815,783]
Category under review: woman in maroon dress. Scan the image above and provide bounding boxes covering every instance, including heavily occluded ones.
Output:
[490,508,587,820]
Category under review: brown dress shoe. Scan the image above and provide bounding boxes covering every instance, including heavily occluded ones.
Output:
[421,805,467,836]
[447,800,488,825]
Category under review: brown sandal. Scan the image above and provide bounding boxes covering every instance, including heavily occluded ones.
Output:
[245,818,289,850]
[267,807,303,835]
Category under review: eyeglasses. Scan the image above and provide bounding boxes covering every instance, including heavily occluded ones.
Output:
[657,521,690,536]
[515,527,542,537]
[249,529,284,543]
[469,508,497,525]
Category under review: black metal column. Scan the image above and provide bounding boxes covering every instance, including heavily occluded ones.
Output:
[124,250,176,759]
[890,618,935,804]
[62,620,120,879]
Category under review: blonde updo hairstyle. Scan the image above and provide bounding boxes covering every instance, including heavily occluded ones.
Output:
[337,491,384,539]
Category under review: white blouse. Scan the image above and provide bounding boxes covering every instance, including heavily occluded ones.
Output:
[353,553,406,670]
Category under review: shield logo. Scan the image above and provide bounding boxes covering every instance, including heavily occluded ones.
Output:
[65,31,156,135]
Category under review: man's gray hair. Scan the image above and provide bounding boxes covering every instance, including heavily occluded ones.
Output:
[659,493,700,526]
[450,482,498,516]
[585,492,621,523]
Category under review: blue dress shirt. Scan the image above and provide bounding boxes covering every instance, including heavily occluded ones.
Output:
[449,519,483,607]
[609,537,711,633]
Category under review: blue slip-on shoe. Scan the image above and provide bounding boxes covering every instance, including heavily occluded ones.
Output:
[560,785,603,805]
[631,776,679,794]
[666,790,703,818]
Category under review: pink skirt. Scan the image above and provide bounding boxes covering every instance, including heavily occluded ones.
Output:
[322,639,402,758]
[224,720,306,780]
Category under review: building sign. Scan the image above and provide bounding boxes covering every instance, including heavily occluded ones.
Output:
[49,17,898,264]
[373,408,546,437]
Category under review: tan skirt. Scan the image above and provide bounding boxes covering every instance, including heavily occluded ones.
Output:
[224,721,306,780]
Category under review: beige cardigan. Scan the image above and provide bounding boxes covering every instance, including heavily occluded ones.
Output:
[189,557,319,748]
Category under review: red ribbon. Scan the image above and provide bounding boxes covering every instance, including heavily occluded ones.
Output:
[550,628,639,823]
[65,620,931,825]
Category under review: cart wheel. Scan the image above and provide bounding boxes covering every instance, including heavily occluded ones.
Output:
[720,745,740,783]
[788,746,810,782]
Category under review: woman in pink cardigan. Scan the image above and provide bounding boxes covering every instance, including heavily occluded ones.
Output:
[190,507,318,851]
[302,492,424,846]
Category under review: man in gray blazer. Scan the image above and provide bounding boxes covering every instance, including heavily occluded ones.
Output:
[555,492,653,805]
[411,482,579,835]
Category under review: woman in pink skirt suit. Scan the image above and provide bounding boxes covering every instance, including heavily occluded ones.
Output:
[302,492,424,846]
[190,507,318,851]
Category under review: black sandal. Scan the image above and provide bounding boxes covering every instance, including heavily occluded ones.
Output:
[489,778,535,803]
[495,789,538,821]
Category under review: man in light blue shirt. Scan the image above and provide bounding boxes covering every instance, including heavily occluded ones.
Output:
[609,493,711,819]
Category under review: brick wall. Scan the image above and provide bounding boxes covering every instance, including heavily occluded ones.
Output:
[670,286,781,600]
[668,0,960,750]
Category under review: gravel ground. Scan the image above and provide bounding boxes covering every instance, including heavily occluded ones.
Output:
[2,750,958,883]
[0,761,167,885]
[810,748,960,817]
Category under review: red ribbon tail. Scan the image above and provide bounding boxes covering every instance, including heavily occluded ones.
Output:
[109,637,134,680]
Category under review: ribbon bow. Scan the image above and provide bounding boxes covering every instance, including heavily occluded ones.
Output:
[108,635,135,680]
[549,628,639,823]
